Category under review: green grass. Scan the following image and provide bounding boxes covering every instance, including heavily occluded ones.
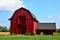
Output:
[0,33,60,40]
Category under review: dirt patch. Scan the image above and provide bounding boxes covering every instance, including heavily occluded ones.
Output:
[0,32,10,35]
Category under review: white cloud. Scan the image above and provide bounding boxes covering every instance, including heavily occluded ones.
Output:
[48,16,53,19]
[0,0,25,11]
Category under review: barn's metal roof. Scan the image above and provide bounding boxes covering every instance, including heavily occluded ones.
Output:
[21,7,37,19]
[30,13,38,21]
[37,23,56,29]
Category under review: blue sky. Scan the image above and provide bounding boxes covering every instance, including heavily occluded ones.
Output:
[0,0,60,29]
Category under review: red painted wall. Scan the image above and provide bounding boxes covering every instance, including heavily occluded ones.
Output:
[36,29,56,35]
[10,19,18,34]
[26,18,33,33]
[33,21,38,33]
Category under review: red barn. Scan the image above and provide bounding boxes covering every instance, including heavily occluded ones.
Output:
[9,7,38,34]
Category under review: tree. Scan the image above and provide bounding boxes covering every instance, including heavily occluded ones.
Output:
[0,26,2,31]
[57,28,60,33]
[0,26,10,32]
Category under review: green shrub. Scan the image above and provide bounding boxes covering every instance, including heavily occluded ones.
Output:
[57,29,60,33]
[31,32,37,35]
[25,32,31,35]
[25,32,36,35]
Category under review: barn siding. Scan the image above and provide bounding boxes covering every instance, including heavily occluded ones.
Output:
[36,29,56,35]
[33,21,38,33]
[10,19,18,34]
[26,18,33,33]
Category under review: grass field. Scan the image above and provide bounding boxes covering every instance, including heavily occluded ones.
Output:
[0,32,60,40]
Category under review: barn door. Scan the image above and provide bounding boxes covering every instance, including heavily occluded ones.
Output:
[18,16,26,34]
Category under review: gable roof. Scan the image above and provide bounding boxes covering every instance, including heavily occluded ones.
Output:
[9,7,38,22]
[37,23,56,29]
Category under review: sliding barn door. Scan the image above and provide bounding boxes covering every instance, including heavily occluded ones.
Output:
[18,16,26,34]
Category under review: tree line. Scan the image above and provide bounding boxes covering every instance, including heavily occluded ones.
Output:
[0,26,10,32]
[57,28,60,33]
